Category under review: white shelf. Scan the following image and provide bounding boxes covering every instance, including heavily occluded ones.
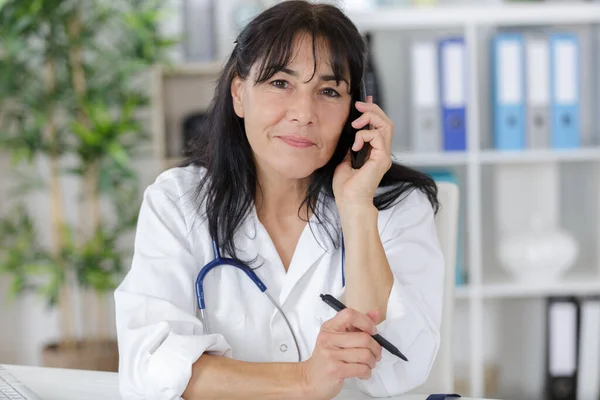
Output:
[392,151,468,167]
[347,3,600,31]
[457,270,600,299]
[456,282,600,299]
[394,148,600,167]
[479,147,600,164]
[455,285,471,300]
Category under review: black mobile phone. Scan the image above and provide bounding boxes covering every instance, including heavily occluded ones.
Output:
[350,80,371,169]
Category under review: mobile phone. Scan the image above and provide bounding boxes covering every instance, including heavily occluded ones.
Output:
[350,80,371,169]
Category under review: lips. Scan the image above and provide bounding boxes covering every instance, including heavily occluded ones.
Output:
[277,135,315,149]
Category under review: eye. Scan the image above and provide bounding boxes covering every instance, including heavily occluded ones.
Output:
[321,88,341,98]
[270,79,289,89]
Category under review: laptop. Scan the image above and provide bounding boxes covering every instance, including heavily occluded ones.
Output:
[0,365,42,400]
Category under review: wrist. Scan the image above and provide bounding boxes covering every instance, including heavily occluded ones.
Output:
[295,361,315,400]
[337,202,378,227]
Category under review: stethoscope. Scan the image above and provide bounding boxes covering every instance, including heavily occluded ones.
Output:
[195,237,345,362]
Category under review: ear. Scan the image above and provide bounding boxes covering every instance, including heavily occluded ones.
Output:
[231,76,245,118]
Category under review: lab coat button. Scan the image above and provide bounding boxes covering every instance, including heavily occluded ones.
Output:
[280,344,288,352]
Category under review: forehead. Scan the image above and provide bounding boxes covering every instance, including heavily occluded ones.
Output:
[251,32,350,83]
[287,33,334,70]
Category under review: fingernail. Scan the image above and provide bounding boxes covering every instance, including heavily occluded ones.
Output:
[372,326,378,335]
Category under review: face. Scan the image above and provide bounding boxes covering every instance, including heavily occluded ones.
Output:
[231,33,352,180]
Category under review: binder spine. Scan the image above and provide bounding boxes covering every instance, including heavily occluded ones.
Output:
[494,104,525,149]
[492,34,526,150]
[526,35,551,149]
[546,296,581,400]
[549,33,581,149]
[411,40,441,152]
[438,37,467,152]
[442,107,467,151]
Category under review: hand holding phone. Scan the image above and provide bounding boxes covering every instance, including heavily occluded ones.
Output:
[334,86,394,206]
[351,94,373,169]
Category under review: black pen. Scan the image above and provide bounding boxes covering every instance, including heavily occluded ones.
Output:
[320,294,409,362]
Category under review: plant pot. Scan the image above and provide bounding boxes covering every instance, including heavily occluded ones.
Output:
[41,339,119,372]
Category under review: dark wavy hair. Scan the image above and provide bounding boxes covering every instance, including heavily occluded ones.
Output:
[182,0,439,261]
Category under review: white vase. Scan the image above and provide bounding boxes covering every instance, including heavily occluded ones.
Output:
[498,220,579,284]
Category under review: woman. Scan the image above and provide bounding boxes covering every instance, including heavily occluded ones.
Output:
[115,1,444,399]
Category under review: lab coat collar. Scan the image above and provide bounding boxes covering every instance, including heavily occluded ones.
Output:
[236,193,341,306]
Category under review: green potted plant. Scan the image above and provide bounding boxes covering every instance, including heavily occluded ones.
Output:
[0,0,176,371]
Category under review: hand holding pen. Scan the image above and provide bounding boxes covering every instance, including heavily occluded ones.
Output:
[320,294,408,361]
[299,300,384,400]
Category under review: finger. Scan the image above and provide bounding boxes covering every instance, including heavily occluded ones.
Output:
[322,308,378,334]
[367,310,381,325]
[365,96,374,131]
[332,331,382,361]
[351,115,393,150]
[352,129,389,154]
[355,100,388,118]
[358,369,373,381]
[351,111,390,132]
[352,131,365,152]
[336,348,379,368]
[354,101,393,125]
[336,362,372,381]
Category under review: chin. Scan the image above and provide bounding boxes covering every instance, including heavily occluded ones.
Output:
[269,158,320,180]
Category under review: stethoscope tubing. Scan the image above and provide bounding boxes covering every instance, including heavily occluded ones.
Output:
[195,236,345,362]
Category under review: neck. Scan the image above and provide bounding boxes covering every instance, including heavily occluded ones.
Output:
[254,164,311,221]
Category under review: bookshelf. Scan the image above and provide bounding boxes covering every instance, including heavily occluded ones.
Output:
[151,2,600,398]
[455,269,600,300]
[351,3,600,398]
[346,2,600,30]
[151,61,223,171]
[393,146,600,166]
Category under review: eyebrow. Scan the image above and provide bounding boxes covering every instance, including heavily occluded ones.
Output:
[279,67,349,86]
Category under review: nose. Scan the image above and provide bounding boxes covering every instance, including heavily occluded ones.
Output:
[287,89,316,126]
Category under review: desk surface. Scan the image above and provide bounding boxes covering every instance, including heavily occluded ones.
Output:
[2,364,494,400]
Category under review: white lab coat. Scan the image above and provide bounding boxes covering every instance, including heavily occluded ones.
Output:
[114,165,444,400]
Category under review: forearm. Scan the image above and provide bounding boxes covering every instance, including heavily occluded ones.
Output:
[182,354,308,400]
[338,203,394,321]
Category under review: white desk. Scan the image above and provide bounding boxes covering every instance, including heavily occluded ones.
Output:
[2,364,493,400]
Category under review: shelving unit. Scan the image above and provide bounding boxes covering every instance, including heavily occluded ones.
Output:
[346,2,600,30]
[480,270,600,299]
[394,146,600,167]
[479,147,600,164]
[151,61,222,170]
[347,3,600,398]
[393,151,469,166]
[150,2,600,398]
[455,269,600,300]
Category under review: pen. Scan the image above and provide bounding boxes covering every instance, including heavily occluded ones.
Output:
[320,294,409,362]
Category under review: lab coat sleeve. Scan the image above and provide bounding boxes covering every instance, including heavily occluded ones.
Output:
[355,189,444,397]
[114,181,232,400]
